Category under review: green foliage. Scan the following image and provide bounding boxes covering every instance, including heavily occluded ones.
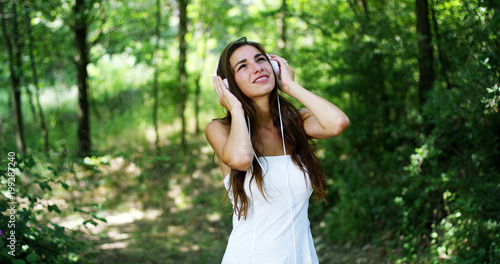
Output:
[304,1,499,263]
[429,209,500,263]
[0,153,107,263]
[391,83,500,263]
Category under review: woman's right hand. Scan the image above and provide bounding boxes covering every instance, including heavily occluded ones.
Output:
[213,76,242,112]
[208,76,253,175]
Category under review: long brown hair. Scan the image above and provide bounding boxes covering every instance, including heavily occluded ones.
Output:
[216,37,327,220]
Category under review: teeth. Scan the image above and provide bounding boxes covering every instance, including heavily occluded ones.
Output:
[255,76,268,82]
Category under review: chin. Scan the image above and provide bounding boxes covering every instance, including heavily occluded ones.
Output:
[261,84,276,96]
[246,81,276,98]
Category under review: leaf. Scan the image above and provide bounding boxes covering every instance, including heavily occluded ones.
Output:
[60,181,70,190]
[74,207,85,213]
[38,181,52,191]
[28,194,40,203]
[95,216,108,223]
[26,252,41,263]
[48,205,61,214]
[83,219,98,227]
[12,260,27,264]
[48,166,59,177]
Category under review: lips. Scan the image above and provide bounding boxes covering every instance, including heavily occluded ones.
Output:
[253,74,269,83]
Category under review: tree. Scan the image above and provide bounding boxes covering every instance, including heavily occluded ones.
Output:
[74,0,91,158]
[193,31,207,135]
[153,0,162,156]
[25,5,49,153]
[278,0,287,53]
[177,0,188,150]
[430,0,451,89]
[416,0,434,104]
[1,0,26,155]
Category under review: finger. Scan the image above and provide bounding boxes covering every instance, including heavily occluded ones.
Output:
[214,76,234,109]
[268,54,283,61]
[213,76,223,100]
[268,54,287,65]
[269,56,290,72]
[273,58,291,73]
[272,57,295,83]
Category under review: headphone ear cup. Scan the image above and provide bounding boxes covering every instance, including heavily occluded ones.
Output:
[223,78,229,90]
[271,60,280,77]
[267,54,280,77]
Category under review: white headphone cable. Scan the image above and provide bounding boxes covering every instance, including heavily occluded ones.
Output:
[277,95,297,264]
[246,94,297,264]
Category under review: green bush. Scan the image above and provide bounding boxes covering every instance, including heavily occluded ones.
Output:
[392,84,500,262]
[0,153,107,263]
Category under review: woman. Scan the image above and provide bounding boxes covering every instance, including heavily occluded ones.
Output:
[205,37,349,264]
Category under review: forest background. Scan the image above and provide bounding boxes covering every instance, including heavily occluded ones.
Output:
[0,0,499,263]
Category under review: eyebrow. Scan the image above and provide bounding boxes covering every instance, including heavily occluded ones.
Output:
[233,53,265,70]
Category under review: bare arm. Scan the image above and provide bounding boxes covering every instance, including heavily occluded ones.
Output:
[205,77,254,177]
[291,84,350,139]
[270,55,350,139]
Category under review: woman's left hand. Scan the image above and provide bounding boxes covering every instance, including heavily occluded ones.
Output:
[269,54,295,94]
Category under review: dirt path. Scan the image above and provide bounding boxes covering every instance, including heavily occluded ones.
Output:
[73,207,388,264]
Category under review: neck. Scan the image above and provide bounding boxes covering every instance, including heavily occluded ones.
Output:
[252,96,274,128]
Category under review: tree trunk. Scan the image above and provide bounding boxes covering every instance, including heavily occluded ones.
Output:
[74,0,91,158]
[416,0,434,104]
[347,0,360,16]
[361,0,370,19]
[430,0,451,89]
[178,0,188,150]
[194,28,208,135]
[153,0,161,156]
[194,74,201,135]
[278,0,287,53]
[25,6,50,153]
[1,1,25,155]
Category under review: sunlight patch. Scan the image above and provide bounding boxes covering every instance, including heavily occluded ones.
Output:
[107,230,130,240]
[98,241,129,250]
[39,85,77,109]
[179,244,200,252]
[145,126,157,145]
[206,212,221,222]
[168,183,193,211]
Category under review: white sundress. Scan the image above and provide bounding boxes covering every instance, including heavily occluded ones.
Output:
[221,155,319,264]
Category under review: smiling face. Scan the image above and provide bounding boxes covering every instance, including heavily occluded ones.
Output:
[229,45,276,99]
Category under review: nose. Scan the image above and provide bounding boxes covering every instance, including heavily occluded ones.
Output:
[250,61,263,73]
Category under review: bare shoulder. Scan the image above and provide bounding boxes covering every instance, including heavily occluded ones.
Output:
[205,119,230,153]
[205,119,230,138]
[205,119,231,178]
